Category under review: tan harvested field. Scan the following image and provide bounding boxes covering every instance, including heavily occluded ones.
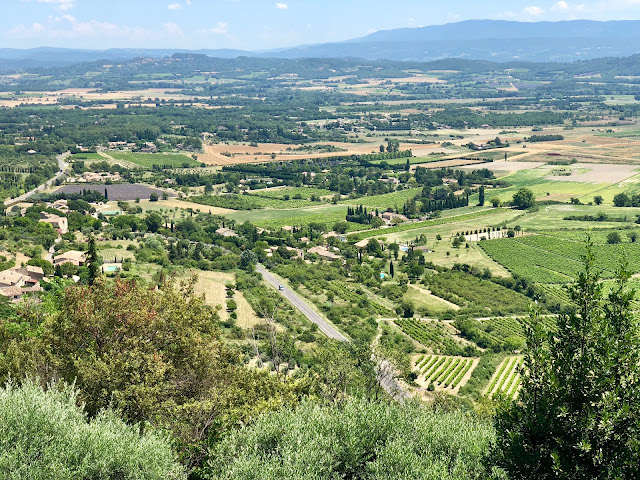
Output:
[190,270,261,327]
[200,141,404,165]
[141,197,235,214]
[544,163,639,183]
[235,291,263,329]
[0,87,196,107]
[388,76,447,84]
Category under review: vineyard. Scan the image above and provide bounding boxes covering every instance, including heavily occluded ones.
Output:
[484,356,524,399]
[395,318,473,356]
[414,354,478,392]
[480,233,640,283]
[422,270,533,316]
[454,315,556,352]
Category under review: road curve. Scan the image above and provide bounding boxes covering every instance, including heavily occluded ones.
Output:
[4,152,70,207]
[256,264,348,341]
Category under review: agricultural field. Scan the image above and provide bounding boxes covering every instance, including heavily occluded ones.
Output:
[413,354,478,393]
[422,270,534,316]
[107,151,201,169]
[480,232,640,283]
[56,183,175,201]
[394,319,471,356]
[484,356,524,399]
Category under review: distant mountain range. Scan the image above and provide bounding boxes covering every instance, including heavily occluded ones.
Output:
[3,19,640,68]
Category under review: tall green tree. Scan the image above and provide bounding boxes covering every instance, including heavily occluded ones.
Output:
[85,236,101,285]
[478,185,485,206]
[493,243,640,478]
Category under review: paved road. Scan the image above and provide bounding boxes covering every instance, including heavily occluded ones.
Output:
[4,152,70,207]
[256,264,348,341]
[256,263,409,400]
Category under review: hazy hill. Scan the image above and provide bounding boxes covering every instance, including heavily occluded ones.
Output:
[2,20,640,68]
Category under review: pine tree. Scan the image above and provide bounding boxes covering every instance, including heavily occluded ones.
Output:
[389,261,394,278]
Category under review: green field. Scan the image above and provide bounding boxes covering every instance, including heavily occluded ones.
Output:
[108,151,200,168]
[480,231,640,283]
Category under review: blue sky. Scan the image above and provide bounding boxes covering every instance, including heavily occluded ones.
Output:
[3,0,640,51]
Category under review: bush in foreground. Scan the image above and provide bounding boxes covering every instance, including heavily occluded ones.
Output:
[0,379,185,480]
[204,397,498,480]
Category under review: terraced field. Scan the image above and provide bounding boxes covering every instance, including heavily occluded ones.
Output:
[414,354,478,392]
[484,356,524,399]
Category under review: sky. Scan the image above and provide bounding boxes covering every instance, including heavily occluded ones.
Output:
[2,0,640,51]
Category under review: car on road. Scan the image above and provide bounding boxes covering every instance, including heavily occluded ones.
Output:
[278,285,284,291]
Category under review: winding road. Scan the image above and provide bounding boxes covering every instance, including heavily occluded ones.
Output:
[4,152,70,207]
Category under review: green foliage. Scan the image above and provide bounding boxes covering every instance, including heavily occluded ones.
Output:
[395,318,477,356]
[205,398,497,480]
[0,378,185,479]
[511,188,535,210]
[0,278,297,472]
[493,243,640,478]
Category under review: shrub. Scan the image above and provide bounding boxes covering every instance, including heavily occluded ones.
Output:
[205,398,496,480]
[0,379,185,479]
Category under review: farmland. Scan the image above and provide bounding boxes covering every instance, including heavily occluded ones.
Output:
[5,49,640,432]
[107,151,201,169]
[480,232,640,283]
[484,356,524,399]
[413,354,478,393]
[56,183,175,201]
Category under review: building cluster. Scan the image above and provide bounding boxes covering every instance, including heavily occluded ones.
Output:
[0,250,86,303]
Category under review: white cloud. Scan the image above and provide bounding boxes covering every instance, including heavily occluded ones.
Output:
[168,3,182,10]
[7,15,151,41]
[523,5,544,16]
[275,3,288,9]
[554,0,569,9]
[22,0,75,11]
[164,22,184,36]
[201,21,228,35]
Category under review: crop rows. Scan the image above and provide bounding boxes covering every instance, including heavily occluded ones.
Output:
[481,316,556,343]
[414,355,476,390]
[480,233,640,284]
[484,356,524,399]
[395,319,463,354]
[327,281,391,316]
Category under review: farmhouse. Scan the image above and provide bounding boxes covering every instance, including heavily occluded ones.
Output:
[49,199,69,212]
[15,266,45,285]
[40,212,69,234]
[82,172,121,183]
[215,227,238,238]
[0,269,26,288]
[307,246,341,262]
[322,231,347,242]
[53,250,86,267]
